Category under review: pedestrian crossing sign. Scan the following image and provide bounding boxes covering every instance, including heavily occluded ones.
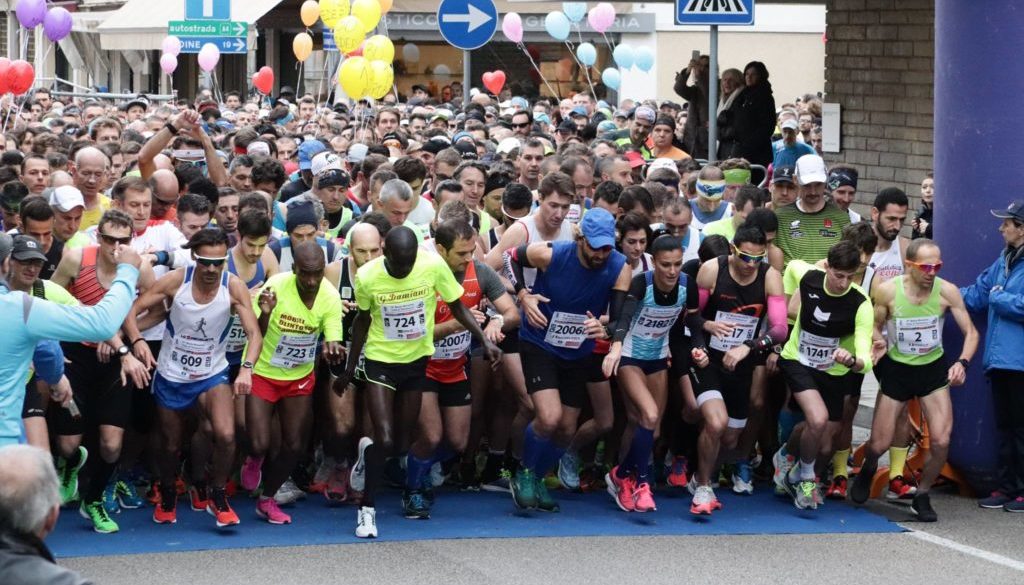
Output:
[675,0,755,26]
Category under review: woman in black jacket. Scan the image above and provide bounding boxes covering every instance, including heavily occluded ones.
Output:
[719,61,776,167]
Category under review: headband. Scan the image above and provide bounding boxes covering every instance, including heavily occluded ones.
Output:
[827,169,858,191]
[723,168,751,186]
[697,179,726,200]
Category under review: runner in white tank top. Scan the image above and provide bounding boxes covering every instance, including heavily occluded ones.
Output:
[864,239,904,292]
[156,267,232,384]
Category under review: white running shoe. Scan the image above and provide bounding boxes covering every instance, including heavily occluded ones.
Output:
[557,451,581,491]
[350,437,373,492]
[731,472,754,495]
[355,506,378,538]
[772,447,795,496]
[273,478,306,505]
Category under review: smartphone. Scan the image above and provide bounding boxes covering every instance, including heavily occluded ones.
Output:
[692,50,700,61]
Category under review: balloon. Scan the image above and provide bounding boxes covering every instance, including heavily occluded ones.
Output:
[334,16,364,54]
[338,56,370,98]
[300,0,320,27]
[562,3,587,24]
[576,42,597,67]
[482,70,506,95]
[368,60,394,99]
[351,0,382,34]
[254,66,275,95]
[378,0,393,14]
[7,60,34,95]
[402,43,420,63]
[293,32,313,62]
[159,53,178,75]
[43,7,72,42]
[363,35,394,63]
[613,44,634,69]
[502,13,523,44]
[434,64,451,76]
[588,3,617,34]
[15,0,46,29]
[162,36,182,56]
[0,59,12,95]
[634,46,654,72]
[601,67,620,90]
[319,0,349,28]
[544,12,570,42]
[197,43,220,72]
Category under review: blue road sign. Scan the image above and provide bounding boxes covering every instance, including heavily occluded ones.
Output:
[437,0,497,51]
[186,0,231,22]
[179,36,247,55]
[675,0,755,26]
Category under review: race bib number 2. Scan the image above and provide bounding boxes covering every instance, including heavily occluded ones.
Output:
[895,316,941,355]
[544,311,589,349]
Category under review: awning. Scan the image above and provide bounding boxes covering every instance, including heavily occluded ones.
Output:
[95,0,281,51]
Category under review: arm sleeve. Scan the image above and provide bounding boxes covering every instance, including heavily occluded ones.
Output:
[684,276,706,348]
[505,245,533,294]
[960,258,999,313]
[766,295,789,344]
[611,275,647,342]
[31,339,65,385]
[23,264,139,343]
[698,287,711,312]
[990,288,1024,322]
[853,298,875,374]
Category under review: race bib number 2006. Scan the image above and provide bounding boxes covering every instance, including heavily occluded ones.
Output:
[544,311,589,349]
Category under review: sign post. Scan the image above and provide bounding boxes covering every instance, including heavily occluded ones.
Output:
[437,0,497,105]
[175,0,248,55]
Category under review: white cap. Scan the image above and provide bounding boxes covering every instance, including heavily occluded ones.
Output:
[247,141,271,157]
[647,158,680,176]
[781,118,799,131]
[49,185,85,212]
[496,137,521,155]
[310,151,343,176]
[795,154,828,185]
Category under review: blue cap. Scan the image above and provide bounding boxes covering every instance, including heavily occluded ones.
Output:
[298,140,327,171]
[570,106,588,118]
[580,208,616,249]
[511,96,529,110]
[535,112,551,125]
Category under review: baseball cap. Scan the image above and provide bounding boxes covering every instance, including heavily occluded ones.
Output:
[346,143,369,164]
[569,106,588,119]
[311,151,343,176]
[991,200,1024,222]
[421,138,449,155]
[557,119,577,133]
[124,95,150,112]
[580,208,616,249]
[647,158,679,175]
[634,106,657,124]
[11,235,47,263]
[247,141,271,157]
[49,185,85,212]
[511,96,529,110]
[298,140,328,170]
[496,137,521,155]
[597,120,617,133]
[772,165,796,184]
[623,151,645,169]
[454,141,478,160]
[535,113,551,126]
[0,232,12,263]
[613,109,628,120]
[781,118,799,132]
[795,154,827,185]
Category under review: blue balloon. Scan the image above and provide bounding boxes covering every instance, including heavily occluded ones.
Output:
[576,42,597,67]
[562,2,587,23]
[634,46,655,72]
[544,11,571,41]
[602,67,621,90]
[613,44,634,69]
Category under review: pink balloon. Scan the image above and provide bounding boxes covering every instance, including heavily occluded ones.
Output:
[197,43,220,72]
[588,2,616,34]
[502,12,523,44]
[162,36,182,57]
[160,53,178,75]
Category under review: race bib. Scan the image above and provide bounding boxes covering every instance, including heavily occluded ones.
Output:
[895,316,942,355]
[708,311,760,352]
[566,204,582,224]
[433,330,472,360]
[169,335,216,379]
[225,315,247,353]
[270,332,319,369]
[797,330,840,370]
[544,311,589,349]
[382,300,427,341]
[632,306,682,339]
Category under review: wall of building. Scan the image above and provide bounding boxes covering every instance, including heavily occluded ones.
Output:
[824,0,934,219]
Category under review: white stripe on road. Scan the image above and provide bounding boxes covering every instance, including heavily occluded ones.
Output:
[907,529,1024,573]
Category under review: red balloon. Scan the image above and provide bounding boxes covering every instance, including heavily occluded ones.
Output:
[8,60,34,96]
[254,66,274,95]
[482,70,506,95]
[0,58,11,94]
[345,42,364,57]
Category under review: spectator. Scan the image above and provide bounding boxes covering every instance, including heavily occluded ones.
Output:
[673,54,710,159]
[721,61,776,167]
[913,172,934,240]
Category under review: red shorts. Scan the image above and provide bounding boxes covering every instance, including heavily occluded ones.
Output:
[251,371,316,404]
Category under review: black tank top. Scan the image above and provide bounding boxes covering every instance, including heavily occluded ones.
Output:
[702,255,769,357]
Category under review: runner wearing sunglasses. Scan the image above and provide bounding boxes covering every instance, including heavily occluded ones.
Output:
[851,239,978,522]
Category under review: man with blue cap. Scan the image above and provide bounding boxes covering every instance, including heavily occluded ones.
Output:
[279,139,328,203]
[504,208,632,512]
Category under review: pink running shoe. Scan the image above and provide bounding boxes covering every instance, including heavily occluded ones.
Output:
[241,456,264,492]
[633,482,657,512]
[605,466,636,512]
[255,497,292,525]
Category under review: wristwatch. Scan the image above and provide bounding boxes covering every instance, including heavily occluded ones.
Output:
[116,345,130,358]
[241,361,254,370]
[957,358,970,369]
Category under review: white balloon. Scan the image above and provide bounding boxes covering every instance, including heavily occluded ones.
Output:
[434,64,451,76]
[402,43,420,63]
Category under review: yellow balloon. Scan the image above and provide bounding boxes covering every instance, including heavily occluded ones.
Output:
[369,61,394,99]
[339,56,370,99]
[300,0,320,27]
[351,0,382,34]
[334,16,364,54]
[378,0,393,14]
[363,35,394,63]
[293,32,313,62]
[319,0,348,29]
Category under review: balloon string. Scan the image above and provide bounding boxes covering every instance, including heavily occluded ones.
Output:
[379,17,398,103]
[565,41,596,100]
[517,42,558,98]
[602,32,616,52]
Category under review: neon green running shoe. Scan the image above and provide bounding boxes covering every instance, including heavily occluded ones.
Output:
[80,500,119,533]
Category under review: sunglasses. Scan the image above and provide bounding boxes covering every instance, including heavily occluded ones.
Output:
[512,122,530,129]
[907,260,943,274]
[99,233,132,246]
[736,250,767,264]
[195,255,229,267]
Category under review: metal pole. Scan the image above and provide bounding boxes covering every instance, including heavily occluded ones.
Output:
[463,50,471,107]
[708,25,719,161]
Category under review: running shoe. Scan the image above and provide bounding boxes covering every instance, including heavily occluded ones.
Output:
[772,447,795,496]
[633,482,657,512]
[793,479,819,510]
[309,458,333,494]
[557,451,581,491]
[911,493,937,522]
[420,474,436,505]
[256,497,292,524]
[240,455,264,492]
[58,447,88,505]
[886,475,917,500]
[190,485,211,511]
[355,506,377,538]
[430,461,447,489]
[114,479,145,509]
[207,489,240,527]
[849,465,875,504]
[1003,496,1024,513]
[325,465,350,503]
[690,485,721,515]
[80,500,119,534]
[666,455,689,488]
[510,468,538,510]
[402,489,431,519]
[826,476,848,500]
[350,437,372,492]
[534,474,560,513]
[978,491,1013,509]
[732,460,754,495]
[101,482,120,515]
[274,478,307,505]
[482,468,512,493]
[605,466,637,512]
[152,498,177,524]
[686,474,698,496]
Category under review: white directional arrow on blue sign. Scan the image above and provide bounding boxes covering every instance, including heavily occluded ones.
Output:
[441,4,492,33]
[179,36,248,54]
[437,0,497,51]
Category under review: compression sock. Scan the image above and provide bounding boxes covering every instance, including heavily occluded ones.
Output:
[832,448,850,479]
[622,427,655,483]
[405,455,432,491]
[431,444,456,466]
[522,423,549,474]
[889,446,909,479]
[83,458,117,503]
[362,444,382,507]
[537,443,566,478]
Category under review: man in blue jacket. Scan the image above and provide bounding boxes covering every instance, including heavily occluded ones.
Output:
[961,200,1024,511]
